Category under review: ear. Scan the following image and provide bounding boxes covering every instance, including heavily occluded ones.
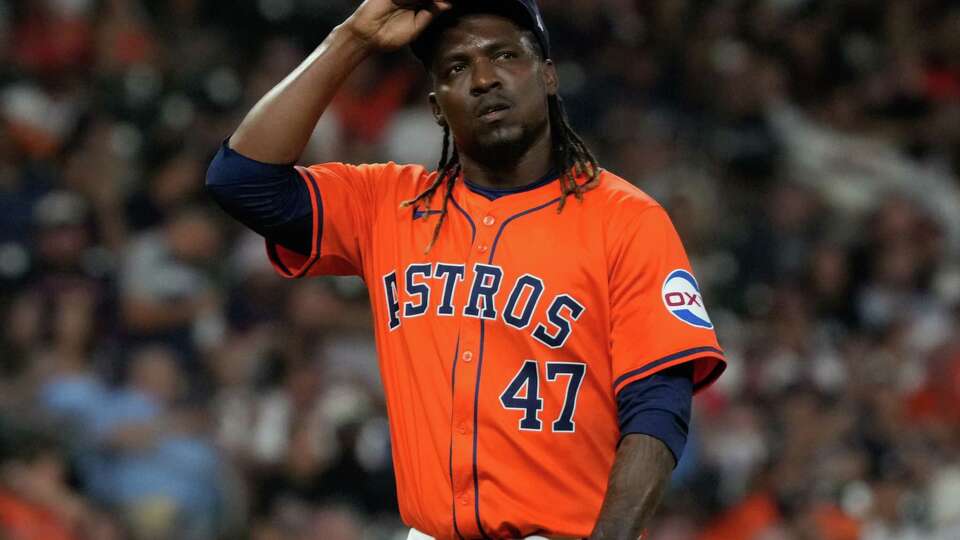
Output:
[542,59,558,97]
[429,93,446,126]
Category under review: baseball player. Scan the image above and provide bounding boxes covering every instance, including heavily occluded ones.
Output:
[206,1,726,538]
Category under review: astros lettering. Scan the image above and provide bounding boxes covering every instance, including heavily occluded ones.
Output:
[382,263,584,347]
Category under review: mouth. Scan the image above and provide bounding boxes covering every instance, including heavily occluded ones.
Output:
[476,102,511,122]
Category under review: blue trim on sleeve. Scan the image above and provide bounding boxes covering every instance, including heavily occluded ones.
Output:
[612,346,722,391]
[205,140,312,228]
[616,363,693,466]
[205,140,315,254]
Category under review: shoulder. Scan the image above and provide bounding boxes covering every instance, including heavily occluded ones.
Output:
[586,169,666,222]
[583,170,685,263]
[302,161,440,198]
[304,161,436,184]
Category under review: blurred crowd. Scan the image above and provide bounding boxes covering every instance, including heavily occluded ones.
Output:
[1,0,959,539]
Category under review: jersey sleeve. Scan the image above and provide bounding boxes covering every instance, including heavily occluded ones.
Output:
[608,205,726,395]
[265,162,405,278]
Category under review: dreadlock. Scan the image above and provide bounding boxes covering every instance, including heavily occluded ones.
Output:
[400,124,462,253]
[401,84,600,255]
[548,94,601,212]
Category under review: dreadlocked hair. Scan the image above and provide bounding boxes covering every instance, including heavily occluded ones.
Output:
[401,124,461,253]
[400,94,600,253]
[548,94,601,212]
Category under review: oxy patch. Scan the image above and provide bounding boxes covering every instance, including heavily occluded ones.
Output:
[662,269,713,329]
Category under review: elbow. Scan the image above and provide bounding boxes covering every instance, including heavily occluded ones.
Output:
[204,144,232,191]
[201,141,306,229]
[203,176,229,209]
[204,143,245,210]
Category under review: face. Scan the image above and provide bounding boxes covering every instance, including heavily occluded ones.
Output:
[429,14,558,164]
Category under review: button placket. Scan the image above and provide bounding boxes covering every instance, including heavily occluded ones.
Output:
[474,211,497,257]
[451,332,477,533]
[450,204,498,538]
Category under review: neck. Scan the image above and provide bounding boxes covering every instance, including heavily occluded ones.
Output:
[458,127,554,190]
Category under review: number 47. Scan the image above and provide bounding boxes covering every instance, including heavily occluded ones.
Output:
[499,361,586,433]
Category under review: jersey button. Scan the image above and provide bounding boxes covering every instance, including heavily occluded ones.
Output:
[462,351,473,362]
[477,244,488,253]
[482,215,495,226]
[457,422,467,434]
[459,496,469,506]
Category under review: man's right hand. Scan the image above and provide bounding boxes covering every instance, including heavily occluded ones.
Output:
[229,0,452,163]
[344,0,453,51]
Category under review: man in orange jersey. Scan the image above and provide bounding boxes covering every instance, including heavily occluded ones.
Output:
[206,1,726,538]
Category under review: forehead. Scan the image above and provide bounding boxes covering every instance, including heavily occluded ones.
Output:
[431,13,535,61]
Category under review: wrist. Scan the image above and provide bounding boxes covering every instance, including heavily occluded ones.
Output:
[333,19,380,57]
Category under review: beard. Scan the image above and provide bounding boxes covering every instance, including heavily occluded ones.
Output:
[465,115,550,170]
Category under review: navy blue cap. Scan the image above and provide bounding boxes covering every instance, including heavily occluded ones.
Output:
[410,0,551,65]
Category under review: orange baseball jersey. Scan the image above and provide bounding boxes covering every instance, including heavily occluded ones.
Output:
[266,162,726,539]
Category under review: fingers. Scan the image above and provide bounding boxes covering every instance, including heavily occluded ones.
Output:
[392,0,425,8]
[413,9,437,33]
[392,0,448,10]
[412,1,452,32]
[396,0,451,14]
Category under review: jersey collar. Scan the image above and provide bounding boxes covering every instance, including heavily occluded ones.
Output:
[451,166,590,219]
[462,166,560,201]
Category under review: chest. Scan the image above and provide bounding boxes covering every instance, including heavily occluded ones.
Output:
[367,193,609,342]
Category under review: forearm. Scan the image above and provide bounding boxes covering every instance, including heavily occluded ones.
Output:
[589,434,675,540]
[230,25,373,163]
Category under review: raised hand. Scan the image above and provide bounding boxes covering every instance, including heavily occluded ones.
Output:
[344,0,453,51]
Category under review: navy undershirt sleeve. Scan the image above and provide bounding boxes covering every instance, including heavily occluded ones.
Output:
[205,141,315,255]
[616,362,693,466]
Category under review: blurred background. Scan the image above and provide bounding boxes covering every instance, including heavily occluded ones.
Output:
[1,0,960,539]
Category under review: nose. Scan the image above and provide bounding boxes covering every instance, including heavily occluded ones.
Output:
[470,59,501,97]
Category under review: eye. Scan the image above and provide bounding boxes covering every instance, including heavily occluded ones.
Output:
[446,63,466,77]
[495,51,518,61]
